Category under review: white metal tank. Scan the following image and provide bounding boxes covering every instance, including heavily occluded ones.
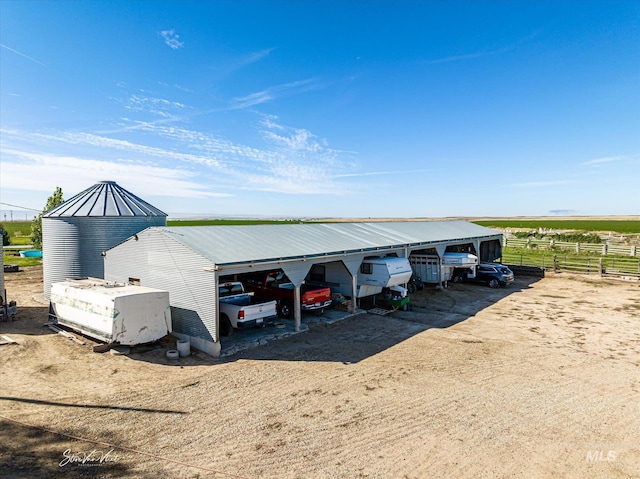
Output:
[42,181,167,299]
[50,278,171,345]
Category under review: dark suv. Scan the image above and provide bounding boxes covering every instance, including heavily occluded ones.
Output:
[453,263,515,288]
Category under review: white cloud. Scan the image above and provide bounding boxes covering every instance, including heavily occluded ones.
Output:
[509,180,572,188]
[581,156,624,166]
[125,94,188,118]
[422,32,539,65]
[333,168,440,178]
[0,148,230,199]
[0,109,360,202]
[0,43,47,67]
[20,130,220,167]
[159,30,184,50]
[239,48,274,67]
[230,78,319,109]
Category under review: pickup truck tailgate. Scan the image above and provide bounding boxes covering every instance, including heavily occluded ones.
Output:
[301,286,332,311]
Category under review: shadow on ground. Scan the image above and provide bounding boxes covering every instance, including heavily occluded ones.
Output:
[2,275,543,366]
[233,274,544,363]
[0,419,159,479]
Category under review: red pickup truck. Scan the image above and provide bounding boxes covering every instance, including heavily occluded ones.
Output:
[243,270,332,319]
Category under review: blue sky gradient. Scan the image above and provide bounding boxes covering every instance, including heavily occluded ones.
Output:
[1,0,638,219]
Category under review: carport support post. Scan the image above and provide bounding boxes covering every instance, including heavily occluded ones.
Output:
[294,286,302,332]
[351,274,358,314]
[473,239,481,261]
[435,244,448,289]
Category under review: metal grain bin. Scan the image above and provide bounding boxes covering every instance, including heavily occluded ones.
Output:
[42,181,167,299]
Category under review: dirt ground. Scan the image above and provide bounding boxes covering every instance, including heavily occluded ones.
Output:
[0,265,638,479]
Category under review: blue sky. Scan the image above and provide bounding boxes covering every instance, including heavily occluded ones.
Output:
[1,0,639,219]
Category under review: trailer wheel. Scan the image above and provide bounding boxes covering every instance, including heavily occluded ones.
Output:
[220,314,233,337]
[279,300,293,319]
[452,274,464,283]
[407,282,416,294]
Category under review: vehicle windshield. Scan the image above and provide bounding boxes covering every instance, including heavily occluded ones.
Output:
[219,283,244,297]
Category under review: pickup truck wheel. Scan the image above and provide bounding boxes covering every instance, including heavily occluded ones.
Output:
[452,274,464,284]
[220,314,233,337]
[488,278,501,288]
[314,308,324,316]
[279,301,293,319]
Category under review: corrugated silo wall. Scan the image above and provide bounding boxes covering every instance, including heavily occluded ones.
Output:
[43,217,82,299]
[103,230,218,342]
[42,216,165,299]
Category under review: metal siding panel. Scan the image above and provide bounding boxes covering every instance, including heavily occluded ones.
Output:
[43,218,82,299]
[280,262,313,286]
[104,230,217,341]
[153,221,502,266]
[44,181,167,218]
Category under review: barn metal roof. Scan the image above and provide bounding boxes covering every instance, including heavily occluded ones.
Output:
[43,181,167,218]
[152,220,501,266]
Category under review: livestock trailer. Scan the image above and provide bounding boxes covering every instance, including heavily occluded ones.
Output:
[49,278,172,345]
[409,252,479,284]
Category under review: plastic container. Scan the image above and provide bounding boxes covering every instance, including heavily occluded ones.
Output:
[177,339,190,357]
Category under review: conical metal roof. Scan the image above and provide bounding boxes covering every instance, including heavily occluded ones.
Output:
[43,181,167,217]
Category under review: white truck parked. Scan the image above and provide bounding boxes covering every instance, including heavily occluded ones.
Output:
[218,281,278,337]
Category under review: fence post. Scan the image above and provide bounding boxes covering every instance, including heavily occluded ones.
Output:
[599,258,603,277]
[553,255,557,273]
[632,246,636,257]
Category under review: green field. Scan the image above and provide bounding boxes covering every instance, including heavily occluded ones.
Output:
[3,218,639,248]
[166,219,305,226]
[1,221,32,237]
[473,219,640,234]
[2,254,42,267]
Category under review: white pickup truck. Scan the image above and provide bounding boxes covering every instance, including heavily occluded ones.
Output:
[218,281,278,337]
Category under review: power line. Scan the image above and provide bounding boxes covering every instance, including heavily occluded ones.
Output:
[0,202,40,212]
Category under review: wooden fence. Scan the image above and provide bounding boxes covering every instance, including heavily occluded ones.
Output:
[502,252,640,279]
[505,238,639,257]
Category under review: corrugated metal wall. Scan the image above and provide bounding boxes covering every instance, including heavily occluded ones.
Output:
[42,216,165,299]
[42,218,82,299]
[103,229,218,342]
[479,239,502,262]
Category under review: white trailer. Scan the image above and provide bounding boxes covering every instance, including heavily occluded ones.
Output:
[49,278,172,345]
[356,256,413,298]
[409,252,478,284]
